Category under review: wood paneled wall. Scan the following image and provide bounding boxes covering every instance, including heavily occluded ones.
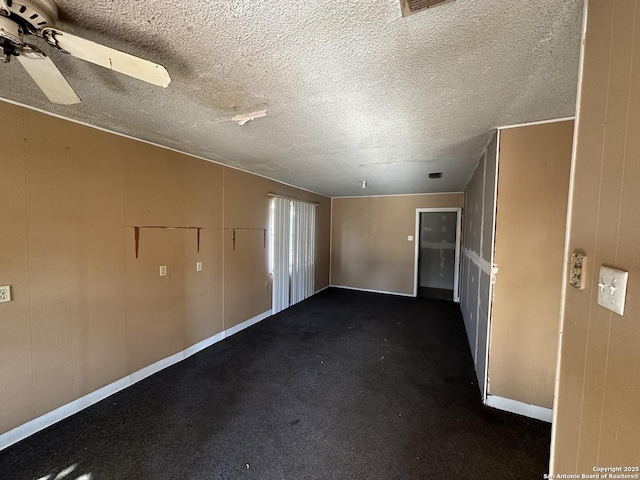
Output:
[552,0,640,471]
[490,121,573,409]
[0,101,330,436]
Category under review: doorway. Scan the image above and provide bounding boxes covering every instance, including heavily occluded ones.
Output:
[413,208,461,301]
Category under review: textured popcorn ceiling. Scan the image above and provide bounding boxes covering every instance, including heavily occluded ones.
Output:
[0,0,583,197]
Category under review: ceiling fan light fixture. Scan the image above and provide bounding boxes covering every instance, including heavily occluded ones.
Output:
[1,0,171,105]
[2,0,58,29]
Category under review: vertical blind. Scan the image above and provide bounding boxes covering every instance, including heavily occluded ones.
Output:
[291,200,316,305]
[271,197,316,314]
[272,196,291,314]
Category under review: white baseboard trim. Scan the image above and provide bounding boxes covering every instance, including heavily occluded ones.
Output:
[225,310,272,338]
[485,394,553,423]
[129,351,185,385]
[184,332,226,360]
[0,309,272,452]
[0,377,131,453]
[315,285,330,294]
[330,285,414,297]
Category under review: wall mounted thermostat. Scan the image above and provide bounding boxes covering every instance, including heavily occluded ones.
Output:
[569,252,586,290]
[597,266,629,316]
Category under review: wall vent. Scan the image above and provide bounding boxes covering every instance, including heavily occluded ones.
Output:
[400,0,455,17]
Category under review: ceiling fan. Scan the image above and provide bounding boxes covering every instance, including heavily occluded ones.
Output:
[0,0,171,105]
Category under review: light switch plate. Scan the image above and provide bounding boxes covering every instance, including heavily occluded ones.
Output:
[196,261,203,272]
[407,235,414,241]
[597,266,628,316]
[159,265,167,277]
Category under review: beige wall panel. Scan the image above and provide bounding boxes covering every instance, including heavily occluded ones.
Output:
[0,103,34,432]
[223,229,271,328]
[184,228,224,347]
[314,198,331,291]
[552,2,613,470]
[490,121,573,409]
[331,194,464,295]
[553,0,640,472]
[598,17,640,461]
[82,135,128,391]
[124,143,186,228]
[551,288,591,469]
[249,235,272,317]
[182,159,223,229]
[125,229,186,373]
[66,132,101,398]
[181,159,224,346]
[224,169,273,229]
[576,3,634,469]
[24,112,75,417]
[597,319,640,464]
[65,127,128,398]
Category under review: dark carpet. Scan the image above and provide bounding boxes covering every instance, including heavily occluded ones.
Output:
[0,288,551,480]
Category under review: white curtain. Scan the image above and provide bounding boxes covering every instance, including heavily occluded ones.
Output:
[271,197,316,313]
[291,200,316,305]
[272,197,291,314]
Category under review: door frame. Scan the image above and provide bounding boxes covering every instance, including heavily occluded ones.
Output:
[413,207,462,301]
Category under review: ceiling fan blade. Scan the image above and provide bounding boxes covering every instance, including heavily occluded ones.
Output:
[42,28,171,88]
[17,54,81,105]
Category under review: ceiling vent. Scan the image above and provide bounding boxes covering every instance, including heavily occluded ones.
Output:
[400,0,455,17]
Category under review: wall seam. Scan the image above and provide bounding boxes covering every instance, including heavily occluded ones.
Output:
[65,132,75,402]
[222,167,226,332]
[23,109,36,423]
[327,198,337,289]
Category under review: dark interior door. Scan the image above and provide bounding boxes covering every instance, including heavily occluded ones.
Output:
[417,211,458,300]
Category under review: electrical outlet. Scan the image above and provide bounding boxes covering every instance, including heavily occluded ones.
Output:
[196,262,203,272]
[159,265,167,277]
[0,285,11,303]
[569,252,586,289]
